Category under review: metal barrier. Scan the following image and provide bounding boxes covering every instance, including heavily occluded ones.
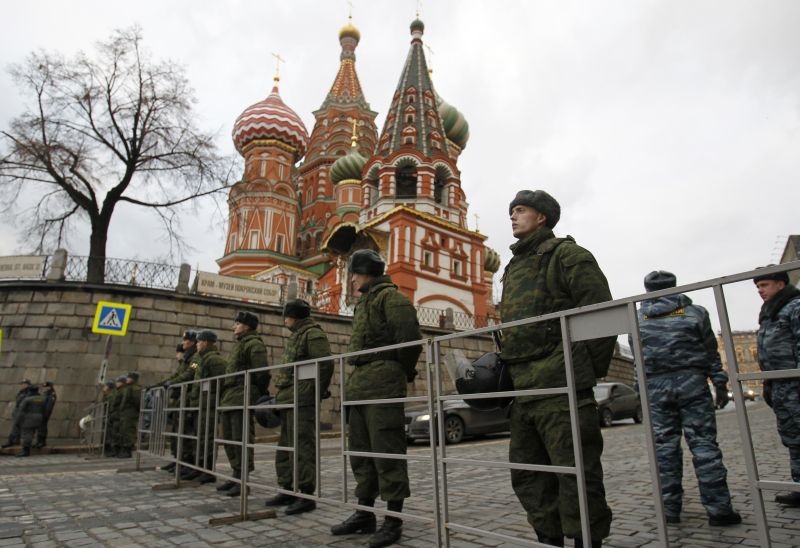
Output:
[133,261,800,547]
[79,401,108,457]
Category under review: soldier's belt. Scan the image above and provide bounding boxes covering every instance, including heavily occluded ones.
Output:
[349,350,399,366]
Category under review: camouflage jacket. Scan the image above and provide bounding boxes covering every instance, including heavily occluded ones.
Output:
[108,387,125,420]
[118,382,142,419]
[346,276,422,401]
[757,285,800,373]
[634,294,727,384]
[500,228,615,400]
[13,394,46,429]
[190,346,227,406]
[275,318,334,407]
[221,331,269,406]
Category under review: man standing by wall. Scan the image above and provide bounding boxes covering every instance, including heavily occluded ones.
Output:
[13,384,46,457]
[217,311,269,498]
[501,190,614,548]
[2,379,33,449]
[192,330,227,484]
[107,376,127,457]
[330,249,422,548]
[635,270,741,525]
[34,381,57,449]
[265,299,333,516]
[116,371,142,459]
[754,268,800,506]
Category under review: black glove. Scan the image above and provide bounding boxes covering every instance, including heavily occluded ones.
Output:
[715,384,730,409]
[163,381,172,389]
[763,380,773,408]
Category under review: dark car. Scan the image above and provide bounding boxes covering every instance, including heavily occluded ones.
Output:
[405,399,510,444]
[594,382,642,427]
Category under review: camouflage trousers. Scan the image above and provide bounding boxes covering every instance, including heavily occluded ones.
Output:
[647,372,734,517]
[276,406,316,493]
[770,380,800,482]
[348,404,410,502]
[509,400,612,541]
[220,410,254,474]
[118,413,138,451]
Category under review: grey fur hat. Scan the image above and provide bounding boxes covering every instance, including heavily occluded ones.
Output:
[508,190,561,228]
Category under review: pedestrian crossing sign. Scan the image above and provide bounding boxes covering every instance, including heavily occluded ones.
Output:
[92,301,132,336]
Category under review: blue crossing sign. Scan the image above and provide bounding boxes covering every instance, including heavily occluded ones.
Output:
[92,301,132,336]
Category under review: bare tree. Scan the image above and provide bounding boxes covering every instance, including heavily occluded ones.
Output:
[0,26,232,283]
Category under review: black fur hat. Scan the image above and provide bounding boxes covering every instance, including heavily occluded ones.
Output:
[284,299,311,319]
[234,311,259,330]
[644,270,677,292]
[753,265,790,285]
[508,190,561,229]
[182,330,197,342]
[196,330,218,343]
[348,249,385,276]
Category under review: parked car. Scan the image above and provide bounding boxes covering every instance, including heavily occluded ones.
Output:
[594,382,642,427]
[405,399,510,444]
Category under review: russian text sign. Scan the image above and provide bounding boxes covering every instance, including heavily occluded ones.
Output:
[194,271,282,304]
[0,255,46,279]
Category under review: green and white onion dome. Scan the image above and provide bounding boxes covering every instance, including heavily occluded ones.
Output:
[484,247,501,273]
[330,146,367,184]
[437,95,469,150]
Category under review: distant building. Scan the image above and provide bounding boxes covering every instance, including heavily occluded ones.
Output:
[779,234,800,287]
[717,330,761,393]
[217,16,500,324]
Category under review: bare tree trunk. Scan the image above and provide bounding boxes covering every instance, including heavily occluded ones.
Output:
[87,215,111,284]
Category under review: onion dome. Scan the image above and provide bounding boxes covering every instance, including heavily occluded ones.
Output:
[330,124,367,184]
[437,94,470,150]
[410,18,425,34]
[339,19,361,42]
[232,83,309,160]
[484,247,501,273]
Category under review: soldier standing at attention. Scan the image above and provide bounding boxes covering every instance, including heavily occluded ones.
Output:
[191,330,227,484]
[330,250,422,548]
[501,190,614,548]
[34,381,57,449]
[107,376,127,457]
[116,371,142,458]
[100,380,115,455]
[634,270,741,525]
[265,299,334,515]
[754,268,800,507]
[217,311,269,498]
[2,379,33,449]
[13,384,47,457]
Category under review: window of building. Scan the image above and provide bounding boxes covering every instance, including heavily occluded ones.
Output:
[229,234,237,251]
[453,259,462,276]
[404,136,415,145]
[260,159,267,178]
[735,347,744,362]
[276,234,284,254]
[396,164,417,199]
[249,230,259,249]
[278,163,285,179]
[423,250,432,267]
[406,114,415,124]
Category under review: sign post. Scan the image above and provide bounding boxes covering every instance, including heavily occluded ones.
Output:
[92,301,132,385]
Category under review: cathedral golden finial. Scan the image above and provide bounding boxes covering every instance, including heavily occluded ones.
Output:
[271,52,285,83]
[351,118,359,148]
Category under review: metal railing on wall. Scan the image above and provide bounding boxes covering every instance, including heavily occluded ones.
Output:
[132,261,800,546]
[64,255,183,290]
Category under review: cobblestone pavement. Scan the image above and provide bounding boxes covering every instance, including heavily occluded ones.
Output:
[1,401,799,547]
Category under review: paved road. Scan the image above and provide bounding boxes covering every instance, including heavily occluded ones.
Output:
[1,401,798,547]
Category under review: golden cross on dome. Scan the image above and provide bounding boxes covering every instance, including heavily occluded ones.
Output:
[347,0,354,19]
[474,213,480,231]
[351,118,359,147]
[416,0,422,18]
[424,43,435,75]
[271,52,285,83]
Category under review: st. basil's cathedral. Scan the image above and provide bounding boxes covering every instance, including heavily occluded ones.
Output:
[217,16,501,323]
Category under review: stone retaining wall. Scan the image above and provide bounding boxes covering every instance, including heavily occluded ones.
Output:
[0,281,633,441]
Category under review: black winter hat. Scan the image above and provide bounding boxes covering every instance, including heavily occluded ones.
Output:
[126,371,140,381]
[508,190,561,228]
[182,330,197,342]
[234,310,259,330]
[21,379,31,385]
[644,270,677,291]
[753,265,790,285]
[28,384,39,392]
[115,376,127,383]
[284,298,311,319]
[176,343,185,353]
[348,249,385,276]
[104,380,115,389]
[196,330,218,342]
[42,381,54,388]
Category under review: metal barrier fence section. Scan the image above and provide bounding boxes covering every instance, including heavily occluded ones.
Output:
[79,401,108,457]
[132,262,800,547]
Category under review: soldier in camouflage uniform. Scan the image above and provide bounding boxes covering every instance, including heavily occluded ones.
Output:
[13,384,47,457]
[265,299,333,516]
[190,330,227,484]
[34,381,57,449]
[116,371,143,458]
[634,270,741,526]
[330,250,422,548]
[217,311,269,497]
[100,380,115,454]
[754,268,800,506]
[2,379,33,449]
[501,190,614,548]
[158,332,198,471]
[107,376,127,457]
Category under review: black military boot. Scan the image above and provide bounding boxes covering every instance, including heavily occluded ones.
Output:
[196,473,216,484]
[217,470,239,492]
[116,449,132,458]
[573,538,602,548]
[536,530,564,547]
[368,517,402,548]
[15,447,31,458]
[775,492,800,507]
[708,510,742,526]
[181,468,201,481]
[264,493,296,507]
[161,462,176,472]
[331,509,377,535]
[285,497,316,515]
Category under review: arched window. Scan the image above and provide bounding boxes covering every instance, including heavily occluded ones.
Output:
[396,163,417,199]
[434,165,450,205]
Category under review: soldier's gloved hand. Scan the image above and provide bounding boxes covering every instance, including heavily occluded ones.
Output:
[163,381,172,389]
[763,381,773,408]
[715,384,730,409]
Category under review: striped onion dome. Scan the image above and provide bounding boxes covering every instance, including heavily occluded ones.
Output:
[437,94,470,150]
[484,247,501,273]
[232,84,309,160]
[330,145,367,184]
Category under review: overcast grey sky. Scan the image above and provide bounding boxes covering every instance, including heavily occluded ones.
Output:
[1,0,798,331]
